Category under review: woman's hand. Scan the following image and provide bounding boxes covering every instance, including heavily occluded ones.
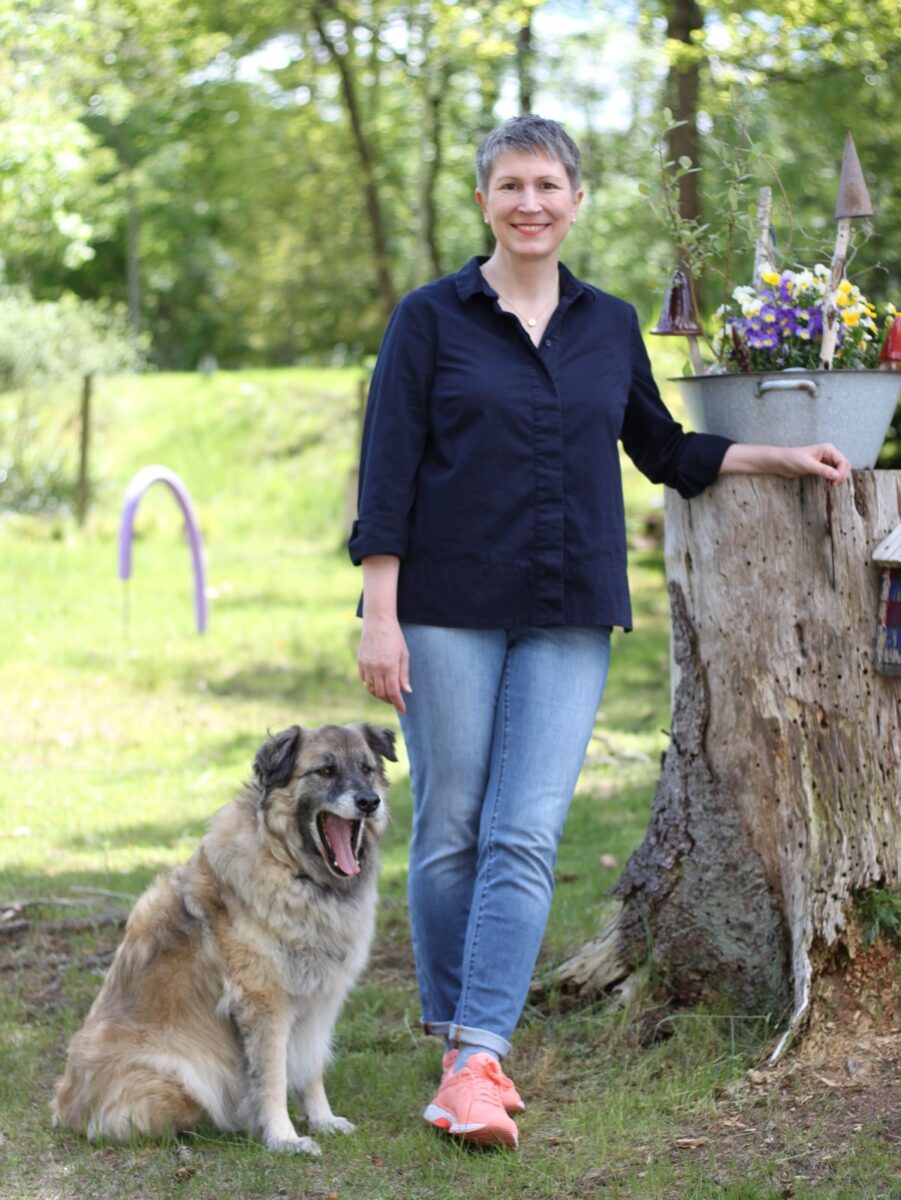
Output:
[358,613,411,714]
[358,555,412,714]
[720,443,851,488]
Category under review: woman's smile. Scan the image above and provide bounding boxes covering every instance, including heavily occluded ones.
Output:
[476,149,582,261]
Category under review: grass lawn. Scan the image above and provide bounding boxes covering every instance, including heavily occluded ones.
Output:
[0,366,896,1199]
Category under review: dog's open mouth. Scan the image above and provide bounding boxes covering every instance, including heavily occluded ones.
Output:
[315,813,365,878]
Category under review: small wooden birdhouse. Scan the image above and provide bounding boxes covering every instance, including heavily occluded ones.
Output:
[872,524,901,676]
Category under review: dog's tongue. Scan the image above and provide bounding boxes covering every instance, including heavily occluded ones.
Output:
[322,814,360,877]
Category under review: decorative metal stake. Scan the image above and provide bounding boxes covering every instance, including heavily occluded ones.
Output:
[752,186,775,288]
[819,131,874,370]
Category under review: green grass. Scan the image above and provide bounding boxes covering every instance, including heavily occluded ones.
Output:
[0,366,895,1199]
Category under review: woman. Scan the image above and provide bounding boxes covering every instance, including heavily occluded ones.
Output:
[348,115,849,1150]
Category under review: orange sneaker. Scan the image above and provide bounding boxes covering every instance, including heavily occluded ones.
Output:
[424,1053,519,1148]
[441,1049,526,1115]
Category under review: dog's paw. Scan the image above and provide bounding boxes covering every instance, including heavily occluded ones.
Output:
[308,1115,355,1136]
[263,1132,322,1156]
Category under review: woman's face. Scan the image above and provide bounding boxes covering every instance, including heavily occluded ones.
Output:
[476,149,582,263]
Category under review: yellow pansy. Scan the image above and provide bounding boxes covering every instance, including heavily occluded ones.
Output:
[842,309,861,327]
[761,270,781,286]
[837,279,853,294]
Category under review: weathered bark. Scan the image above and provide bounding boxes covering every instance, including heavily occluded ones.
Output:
[555,473,901,1051]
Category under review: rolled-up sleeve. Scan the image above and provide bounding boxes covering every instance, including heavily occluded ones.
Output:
[620,306,732,499]
[348,294,435,565]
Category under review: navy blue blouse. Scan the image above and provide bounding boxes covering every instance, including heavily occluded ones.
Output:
[349,257,732,631]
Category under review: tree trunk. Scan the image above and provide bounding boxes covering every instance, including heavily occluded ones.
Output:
[126,172,141,338]
[312,7,397,321]
[416,80,445,285]
[517,12,535,114]
[664,0,704,228]
[554,473,901,1055]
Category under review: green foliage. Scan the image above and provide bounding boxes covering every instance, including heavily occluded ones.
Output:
[0,290,140,512]
[1,1,900,367]
[854,885,901,948]
[0,291,139,391]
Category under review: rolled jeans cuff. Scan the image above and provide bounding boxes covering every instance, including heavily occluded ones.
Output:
[420,1018,512,1059]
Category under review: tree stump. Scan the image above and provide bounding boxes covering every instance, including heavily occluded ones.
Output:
[554,471,901,1056]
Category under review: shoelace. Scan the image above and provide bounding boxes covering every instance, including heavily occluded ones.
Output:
[457,1058,506,1102]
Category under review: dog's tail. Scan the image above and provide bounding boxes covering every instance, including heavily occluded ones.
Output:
[53,1053,206,1140]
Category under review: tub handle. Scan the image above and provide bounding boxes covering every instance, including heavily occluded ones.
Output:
[756,377,818,397]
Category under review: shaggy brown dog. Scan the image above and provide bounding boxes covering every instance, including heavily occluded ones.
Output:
[53,722,395,1154]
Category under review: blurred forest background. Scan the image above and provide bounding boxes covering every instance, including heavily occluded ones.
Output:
[2,0,899,371]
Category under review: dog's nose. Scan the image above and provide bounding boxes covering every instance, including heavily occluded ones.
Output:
[355,793,380,816]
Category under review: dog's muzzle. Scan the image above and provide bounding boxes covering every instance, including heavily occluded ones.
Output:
[314,798,379,878]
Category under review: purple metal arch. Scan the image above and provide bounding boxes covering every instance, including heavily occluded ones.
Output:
[118,465,208,633]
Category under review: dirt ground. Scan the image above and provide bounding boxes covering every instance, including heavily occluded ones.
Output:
[654,937,900,1196]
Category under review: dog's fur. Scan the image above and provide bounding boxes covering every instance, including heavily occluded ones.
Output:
[52,722,395,1154]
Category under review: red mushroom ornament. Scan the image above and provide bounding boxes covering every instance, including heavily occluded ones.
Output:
[879,316,901,371]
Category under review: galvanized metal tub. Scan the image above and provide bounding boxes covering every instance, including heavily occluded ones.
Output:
[674,370,901,469]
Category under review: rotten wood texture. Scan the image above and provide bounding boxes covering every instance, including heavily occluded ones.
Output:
[555,472,901,1035]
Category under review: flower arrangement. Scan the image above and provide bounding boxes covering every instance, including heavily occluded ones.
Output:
[712,266,897,373]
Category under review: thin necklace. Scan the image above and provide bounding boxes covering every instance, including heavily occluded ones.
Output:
[482,266,558,329]
[495,287,558,329]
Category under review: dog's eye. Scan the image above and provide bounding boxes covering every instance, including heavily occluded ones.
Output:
[360,762,374,775]
[317,765,336,778]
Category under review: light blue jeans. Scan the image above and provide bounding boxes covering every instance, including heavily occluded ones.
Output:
[399,623,612,1058]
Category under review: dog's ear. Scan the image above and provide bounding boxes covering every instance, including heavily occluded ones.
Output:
[253,726,303,793]
[355,724,398,764]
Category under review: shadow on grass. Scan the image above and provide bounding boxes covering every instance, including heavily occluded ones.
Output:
[182,649,358,705]
[1,861,184,902]
[57,816,208,854]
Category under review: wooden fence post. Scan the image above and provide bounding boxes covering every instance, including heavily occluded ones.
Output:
[76,372,93,527]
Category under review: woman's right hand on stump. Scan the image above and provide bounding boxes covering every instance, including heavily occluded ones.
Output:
[720,442,851,487]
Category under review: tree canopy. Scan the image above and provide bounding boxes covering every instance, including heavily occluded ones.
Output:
[3,0,898,367]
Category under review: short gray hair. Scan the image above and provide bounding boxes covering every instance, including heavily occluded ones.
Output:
[476,115,582,193]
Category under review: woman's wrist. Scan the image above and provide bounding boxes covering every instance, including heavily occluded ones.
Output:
[719,444,778,475]
[361,555,401,621]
